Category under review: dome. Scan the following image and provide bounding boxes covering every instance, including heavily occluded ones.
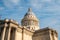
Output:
[22,8,38,21]
[21,8,40,30]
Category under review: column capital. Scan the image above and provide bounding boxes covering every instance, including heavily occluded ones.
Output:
[4,23,8,27]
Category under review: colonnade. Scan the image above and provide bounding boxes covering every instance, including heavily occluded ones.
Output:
[1,23,16,40]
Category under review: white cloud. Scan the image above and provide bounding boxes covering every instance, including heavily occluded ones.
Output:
[3,0,13,8]
[30,0,44,9]
[30,0,54,10]
[9,0,20,5]
[43,5,60,12]
[30,0,60,16]
[3,0,21,9]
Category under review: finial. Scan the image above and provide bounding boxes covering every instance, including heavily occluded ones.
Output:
[28,8,32,12]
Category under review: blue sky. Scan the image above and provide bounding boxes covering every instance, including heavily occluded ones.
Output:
[0,0,60,39]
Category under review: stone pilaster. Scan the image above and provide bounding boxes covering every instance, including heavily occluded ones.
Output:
[1,23,7,40]
[7,27,11,40]
[1,27,6,40]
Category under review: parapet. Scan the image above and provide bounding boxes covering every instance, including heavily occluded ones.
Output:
[34,27,58,35]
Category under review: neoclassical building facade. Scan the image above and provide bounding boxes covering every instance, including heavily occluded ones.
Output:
[0,8,58,40]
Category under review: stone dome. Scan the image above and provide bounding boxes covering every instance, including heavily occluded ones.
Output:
[22,8,38,21]
[21,8,40,30]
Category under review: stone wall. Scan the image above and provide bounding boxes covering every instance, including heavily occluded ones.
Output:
[15,28,22,40]
[33,30,50,40]
[23,29,33,40]
[15,27,33,40]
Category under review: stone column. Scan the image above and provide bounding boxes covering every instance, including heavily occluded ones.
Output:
[1,23,7,40]
[7,27,11,40]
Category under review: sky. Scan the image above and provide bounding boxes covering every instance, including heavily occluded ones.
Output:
[0,0,60,39]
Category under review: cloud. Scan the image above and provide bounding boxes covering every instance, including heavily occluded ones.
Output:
[9,0,20,5]
[42,5,60,13]
[30,0,53,9]
[30,0,43,9]
[30,0,60,11]
[3,0,21,9]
